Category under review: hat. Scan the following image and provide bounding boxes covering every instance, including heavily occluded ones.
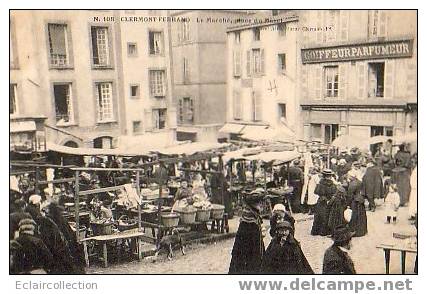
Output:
[243,192,265,205]
[273,204,286,212]
[293,159,300,165]
[338,159,347,165]
[275,221,293,231]
[322,169,334,176]
[29,194,42,205]
[332,224,354,242]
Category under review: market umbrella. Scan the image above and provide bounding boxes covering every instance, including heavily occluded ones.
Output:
[241,126,295,143]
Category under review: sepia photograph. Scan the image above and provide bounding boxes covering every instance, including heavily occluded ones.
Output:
[9,9,417,276]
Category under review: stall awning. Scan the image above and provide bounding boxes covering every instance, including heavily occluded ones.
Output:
[245,150,300,163]
[241,125,295,142]
[218,123,245,134]
[154,142,230,156]
[10,121,36,133]
[46,142,152,156]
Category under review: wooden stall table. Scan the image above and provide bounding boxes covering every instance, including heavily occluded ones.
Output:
[80,230,146,268]
[376,244,417,274]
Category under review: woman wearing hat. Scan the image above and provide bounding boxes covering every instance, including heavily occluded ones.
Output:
[261,221,313,274]
[229,193,265,274]
[322,224,356,274]
[269,204,295,238]
[348,174,368,237]
[311,169,337,236]
[328,186,347,233]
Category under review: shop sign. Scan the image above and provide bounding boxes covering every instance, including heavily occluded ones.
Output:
[349,111,394,126]
[301,39,413,64]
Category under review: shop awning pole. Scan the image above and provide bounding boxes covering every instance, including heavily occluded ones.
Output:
[136,171,142,232]
[35,166,40,194]
[74,170,80,242]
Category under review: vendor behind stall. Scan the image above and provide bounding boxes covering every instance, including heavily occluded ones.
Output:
[172,179,194,211]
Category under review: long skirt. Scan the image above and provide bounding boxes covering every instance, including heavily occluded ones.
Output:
[328,202,345,233]
[349,201,368,237]
[311,201,331,236]
[392,169,411,205]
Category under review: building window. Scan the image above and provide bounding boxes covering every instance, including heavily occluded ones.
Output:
[93,136,112,149]
[153,108,167,130]
[130,84,140,99]
[311,124,322,140]
[149,70,166,97]
[91,26,110,66]
[278,103,286,120]
[368,10,387,38]
[180,21,190,42]
[179,97,194,124]
[324,66,339,98]
[368,62,385,98]
[325,124,339,144]
[149,31,164,55]
[10,84,17,115]
[133,121,142,134]
[278,23,286,37]
[252,49,262,74]
[278,53,286,72]
[95,82,114,122]
[252,91,262,121]
[253,28,261,41]
[53,83,74,125]
[183,58,190,83]
[234,31,240,44]
[127,42,138,57]
[47,23,69,67]
[233,50,241,77]
[233,90,242,120]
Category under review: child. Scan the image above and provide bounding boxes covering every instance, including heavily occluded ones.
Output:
[384,184,400,224]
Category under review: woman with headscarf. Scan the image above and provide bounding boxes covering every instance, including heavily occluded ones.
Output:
[347,174,367,237]
[261,221,313,274]
[328,186,347,233]
[269,204,295,238]
[229,192,265,274]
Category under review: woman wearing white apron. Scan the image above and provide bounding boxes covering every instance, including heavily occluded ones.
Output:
[307,167,321,215]
[408,165,417,220]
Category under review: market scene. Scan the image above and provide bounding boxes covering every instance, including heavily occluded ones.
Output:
[10,10,417,275]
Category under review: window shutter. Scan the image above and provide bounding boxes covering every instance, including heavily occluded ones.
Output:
[178,99,183,123]
[163,71,168,97]
[152,110,159,129]
[357,63,367,99]
[260,49,265,75]
[144,109,153,131]
[246,50,251,77]
[338,64,347,100]
[314,66,322,100]
[379,11,387,37]
[236,50,241,76]
[406,60,416,98]
[384,60,395,99]
[301,66,308,98]
[340,10,349,41]
[255,92,262,121]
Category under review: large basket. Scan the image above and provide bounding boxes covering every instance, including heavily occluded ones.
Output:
[161,213,180,227]
[211,204,225,220]
[91,221,113,236]
[117,216,138,232]
[176,210,197,225]
[196,209,211,222]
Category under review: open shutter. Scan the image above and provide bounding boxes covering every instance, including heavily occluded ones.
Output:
[144,109,153,131]
[255,92,262,121]
[384,59,395,99]
[338,64,347,100]
[236,50,241,76]
[246,50,251,77]
[379,11,387,37]
[233,90,242,120]
[340,10,349,41]
[314,66,322,100]
[168,108,177,128]
[357,63,367,99]
[260,49,265,75]
[178,99,183,123]
[233,50,241,77]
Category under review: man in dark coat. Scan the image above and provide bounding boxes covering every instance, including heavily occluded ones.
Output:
[10,199,33,240]
[261,221,313,274]
[322,224,356,274]
[362,160,383,211]
[288,159,304,213]
[311,169,337,236]
[229,193,265,274]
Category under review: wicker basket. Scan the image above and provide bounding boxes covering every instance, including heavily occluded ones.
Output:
[117,216,138,232]
[196,209,211,222]
[91,221,113,236]
[176,209,197,225]
[161,213,180,227]
[211,204,225,220]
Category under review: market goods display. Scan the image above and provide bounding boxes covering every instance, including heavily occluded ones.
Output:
[210,204,225,220]
[161,213,180,227]
[174,206,197,224]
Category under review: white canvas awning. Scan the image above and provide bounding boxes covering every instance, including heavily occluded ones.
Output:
[154,142,230,156]
[10,121,36,133]
[241,125,295,142]
[218,123,245,134]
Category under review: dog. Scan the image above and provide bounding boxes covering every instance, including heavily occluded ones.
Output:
[153,228,185,261]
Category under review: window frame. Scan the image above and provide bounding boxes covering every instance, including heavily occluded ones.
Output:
[89,24,114,69]
[127,42,138,57]
[130,83,140,99]
[45,21,74,69]
[278,53,286,73]
[52,82,76,126]
[94,81,116,123]
[323,65,339,98]
[152,108,168,130]
[148,30,165,56]
[277,23,287,38]
[132,120,142,134]
[149,69,167,98]
[253,27,261,41]
[252,48,262,75]
[367,62,385,98]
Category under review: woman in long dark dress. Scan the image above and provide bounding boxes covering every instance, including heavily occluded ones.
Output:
[229,193,265,274]
[328,186,347,233]
[347,176,368,237]
[311,169,337,236]
[261,221,313,274]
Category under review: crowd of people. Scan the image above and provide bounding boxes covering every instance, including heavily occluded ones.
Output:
[229,142,417,274]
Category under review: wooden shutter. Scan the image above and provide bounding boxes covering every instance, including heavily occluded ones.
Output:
[260,49,265,75]
[314,66,322,100]
[338,64,347,100]
[178,99,183,123]
[236,50,241,76]
[233,50,241,77]
[379,11,387,37]
[384,59,395,99]
[300,66,308,99]
[357,63,367,99]
[246,50,251,77]
[254,91,262,121]
[340,10,349,41]
[144,109,153,131]
[233,90,242,120]
[406,60,417,98]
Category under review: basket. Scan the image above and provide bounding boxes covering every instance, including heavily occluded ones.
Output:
[175,208,197,224]
[91,221,113,236]
[161,213,180,227]
[117,215,138,232]
[211,204,225,220]
[196,209,211,222]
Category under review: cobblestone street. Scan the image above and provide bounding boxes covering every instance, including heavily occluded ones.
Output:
[89,205,417,274]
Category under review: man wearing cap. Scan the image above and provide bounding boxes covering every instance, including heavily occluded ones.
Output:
[362,159,383,211]
[229,193,265,274]
[322,224,356,274]
[287,159,304,213]
[261,221,313,274]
